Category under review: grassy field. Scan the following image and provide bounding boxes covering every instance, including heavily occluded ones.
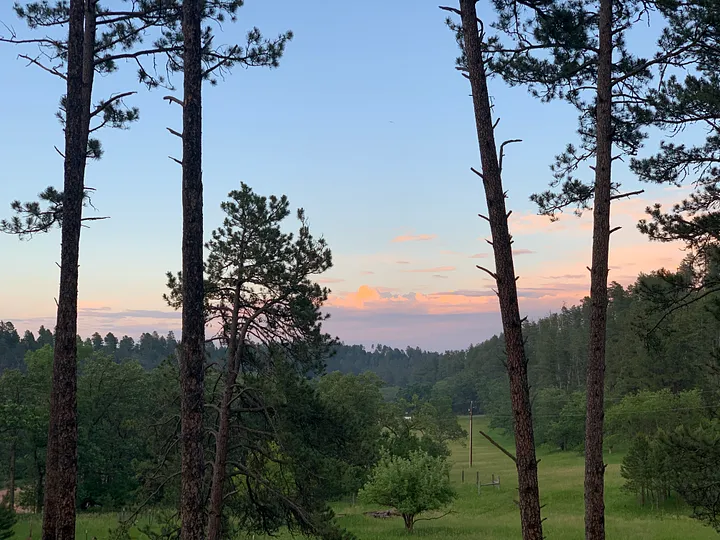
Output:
[11,415,716,538]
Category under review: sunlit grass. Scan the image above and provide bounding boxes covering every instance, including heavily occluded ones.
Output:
[11,416,717,538]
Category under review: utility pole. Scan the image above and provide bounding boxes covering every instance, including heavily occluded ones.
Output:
[469,400,474,468]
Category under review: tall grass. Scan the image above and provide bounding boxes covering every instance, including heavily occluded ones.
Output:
[11,416,716,538]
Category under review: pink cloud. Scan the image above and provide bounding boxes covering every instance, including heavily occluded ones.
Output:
[326,284,590,317]
[392,234,437,243]
[469,253,489,259]
[403,266,456,273]
[513,249,536,256]
[433,275,449,279]
[396,260,410,264]
[360,271,375,275]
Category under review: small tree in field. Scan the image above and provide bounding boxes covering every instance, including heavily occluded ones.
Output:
[359,451,455,533]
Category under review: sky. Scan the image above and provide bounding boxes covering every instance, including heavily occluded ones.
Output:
[0,1,692,351]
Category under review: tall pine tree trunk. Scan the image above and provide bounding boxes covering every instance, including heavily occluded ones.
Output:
[179,0,205,537]
[585,0,613,537]
[458,2,543,538]
[42,1,96,537]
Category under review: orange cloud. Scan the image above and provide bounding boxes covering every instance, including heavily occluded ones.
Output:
[327,284,592,317]
[392,234,437,243]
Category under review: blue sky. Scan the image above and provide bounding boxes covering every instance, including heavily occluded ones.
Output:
[0,1,689,351]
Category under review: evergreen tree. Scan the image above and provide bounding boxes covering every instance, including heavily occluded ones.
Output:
[165,184,333,538]
[0,504,17,540]
[442,2,544,536]
[484,1,711,535]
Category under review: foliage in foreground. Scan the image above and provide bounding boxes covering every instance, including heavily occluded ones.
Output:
[358,451,456,533]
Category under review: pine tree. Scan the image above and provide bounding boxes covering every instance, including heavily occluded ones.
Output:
[165,184,333,539]
[485,2,710,536]
[0,504,17,540]
[440,2,543,538]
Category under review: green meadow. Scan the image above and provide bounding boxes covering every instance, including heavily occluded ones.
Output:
[11,415,714,539]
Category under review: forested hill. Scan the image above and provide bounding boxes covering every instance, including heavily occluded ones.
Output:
[3,277,719,415]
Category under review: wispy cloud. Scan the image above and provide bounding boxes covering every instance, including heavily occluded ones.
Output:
[360,271,375,275]
[403,266,456,273]
[513,249,536,256]
[392,233,437,243]
[433,274,449,279]
[469,253,489,259]
[317,278,345,284]
[396,260,410,265]
[79,308,181,320]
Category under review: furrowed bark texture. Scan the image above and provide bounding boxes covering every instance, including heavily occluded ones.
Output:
[180,0,206,537]
[585,0,613,537]
[42,1,95,538]
[459,1,543,539]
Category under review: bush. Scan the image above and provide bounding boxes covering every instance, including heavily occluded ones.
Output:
[359,450,456,533]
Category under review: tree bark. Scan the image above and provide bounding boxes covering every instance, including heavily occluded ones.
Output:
[42,1,96,538]
[458,2,543,539]
[179,0,206,537]
[585,0,613,538]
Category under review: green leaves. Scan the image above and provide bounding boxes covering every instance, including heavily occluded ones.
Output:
[359,450,456,532]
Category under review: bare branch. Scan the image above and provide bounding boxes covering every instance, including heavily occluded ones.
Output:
[90,91,136,119]
[476,265,498,280]
[17,54,66,80]
[498,139,522,175]
[166,127,183,138]
[413,510,457,523]
[163,95,184,107]
[478,430,517,463]
[471,166,484,180]
[439,6,462,16]
[610,189,644,201]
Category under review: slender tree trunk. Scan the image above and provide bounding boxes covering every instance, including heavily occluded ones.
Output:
[206,356,242,539]
[458,2,543,539]
[585,0,613,538]
[8,437,15,511]
[34,447,43,514]
[42,1,96,538]
[179,0,205,537]
[207,288,243,540]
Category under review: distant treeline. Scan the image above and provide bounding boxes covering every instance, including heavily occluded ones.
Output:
[3,276,719,421]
